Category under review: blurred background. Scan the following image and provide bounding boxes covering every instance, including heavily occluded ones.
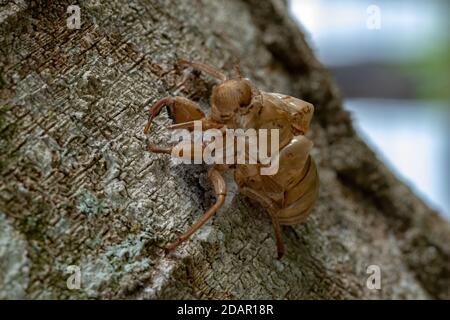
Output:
[289,0,450,219]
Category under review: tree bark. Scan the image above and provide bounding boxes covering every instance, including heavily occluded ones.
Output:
[1,0,449,299]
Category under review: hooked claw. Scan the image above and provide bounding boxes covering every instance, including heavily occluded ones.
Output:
[143,115,153,134]
[165,240,181,252]
[165,234,184,252]
[143,98,175,134]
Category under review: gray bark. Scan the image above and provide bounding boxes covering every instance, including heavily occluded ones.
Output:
[0,0,449,299]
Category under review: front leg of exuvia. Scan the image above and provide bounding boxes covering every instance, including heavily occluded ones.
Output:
[144,96,206,134]
[239,187,285,259]
[144,96,207,155]
[144,96,226,155]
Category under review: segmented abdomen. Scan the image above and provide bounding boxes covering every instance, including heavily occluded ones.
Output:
[276,156,319,225]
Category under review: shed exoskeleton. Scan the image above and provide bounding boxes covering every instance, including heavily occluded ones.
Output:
[144,59,319,259]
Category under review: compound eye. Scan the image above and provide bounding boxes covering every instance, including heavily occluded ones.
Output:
[238,92,251,108]
[237,82,252,107]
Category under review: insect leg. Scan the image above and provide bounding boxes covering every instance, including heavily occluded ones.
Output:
[178,59,228,82]
[239,187,285,259]
[168,118,224,131]
[166,167,227,251]
[271,214,285,260]
[144,96,205,134]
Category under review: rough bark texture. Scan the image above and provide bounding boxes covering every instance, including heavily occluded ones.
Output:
[1,0,449,299]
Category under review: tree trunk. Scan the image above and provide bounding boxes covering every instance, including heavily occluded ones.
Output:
[1,0,449,299]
